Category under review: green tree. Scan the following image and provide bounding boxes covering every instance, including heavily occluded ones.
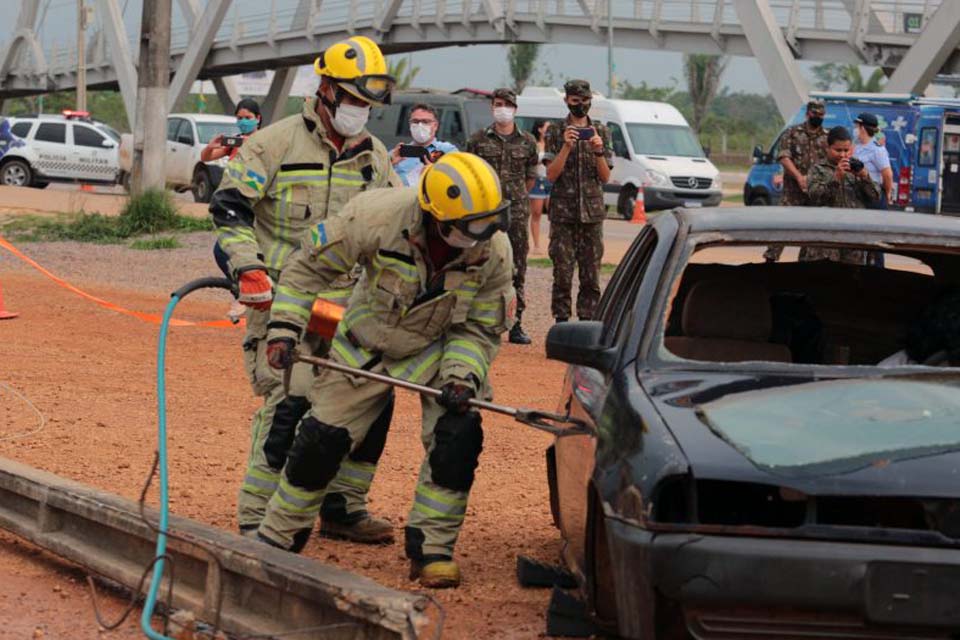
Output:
[811,63,885,92]
[617,80,677,102]
[388,55,421,90]
[683,54,727,133]
[507,43,540,93]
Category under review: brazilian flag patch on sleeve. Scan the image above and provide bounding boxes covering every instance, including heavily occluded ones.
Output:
[311,222,328,247]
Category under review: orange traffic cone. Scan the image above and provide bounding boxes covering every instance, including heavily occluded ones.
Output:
[0,280,18,320]
[630,189,647,225]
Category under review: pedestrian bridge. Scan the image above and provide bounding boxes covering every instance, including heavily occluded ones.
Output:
[1,0,958,124]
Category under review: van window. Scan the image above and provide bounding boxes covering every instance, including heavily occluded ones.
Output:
[34,123,66,144]
[10,121,32,138]
[464,101,492,136]
[369,103,404,137]
[626,123,704,157]
[167,117,184,143]
[607,122,630,159]
[919,127,938,167]
[176,119,195,145]
[440,109,464,147]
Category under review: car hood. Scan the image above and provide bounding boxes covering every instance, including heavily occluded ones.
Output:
[642,370,960,498]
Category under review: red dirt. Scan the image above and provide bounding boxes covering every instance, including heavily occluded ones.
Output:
[0,266,568,639]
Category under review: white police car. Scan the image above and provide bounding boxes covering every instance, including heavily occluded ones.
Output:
[0,111,122,188]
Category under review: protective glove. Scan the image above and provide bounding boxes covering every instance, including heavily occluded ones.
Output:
[438,382,475,414]
[238,269,273,310]
[266,338,296,370]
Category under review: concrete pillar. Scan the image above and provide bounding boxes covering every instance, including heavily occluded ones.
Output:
[132,0,172,193]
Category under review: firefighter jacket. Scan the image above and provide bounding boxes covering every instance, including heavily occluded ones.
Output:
[267,187,517,390]
[210,98,397,279]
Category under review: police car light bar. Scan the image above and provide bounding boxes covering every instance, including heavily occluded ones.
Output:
[61,110,91,119]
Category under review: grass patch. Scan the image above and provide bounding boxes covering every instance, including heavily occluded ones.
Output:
[1,189,212,243]
[528,257,618,275]
[722,193,744,204]
[130,236,182,250]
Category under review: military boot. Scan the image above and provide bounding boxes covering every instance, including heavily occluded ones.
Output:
[409,557,461,589]
[319,515,395,544]
[508,312,532,345]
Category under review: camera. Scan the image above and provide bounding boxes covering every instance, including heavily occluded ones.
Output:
[576,127,595,141]
[848,157,864,173]
[399,144,430,160]
[222,135,245,148]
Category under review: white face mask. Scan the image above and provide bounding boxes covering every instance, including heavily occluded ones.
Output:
[410,123,434,144]
[443,226,478,249]
[332,103,370,136]
[493,106,515,125]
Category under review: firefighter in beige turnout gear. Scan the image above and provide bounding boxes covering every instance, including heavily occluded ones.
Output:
[260,153,516,587]
[210,35,400,543]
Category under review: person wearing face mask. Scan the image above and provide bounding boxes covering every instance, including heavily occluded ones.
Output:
[543,79,613,324]
[259,153,515,588]
[764,100,828,262]
[465,88,539,345]
[852,112,893,208]
[201,98,263,163]
[210,36,402,549]
[391,103,458,187]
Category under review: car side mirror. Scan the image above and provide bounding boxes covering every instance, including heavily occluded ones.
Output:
[545,321,617,373]
[102,139,115,148]
[752,144,763,163]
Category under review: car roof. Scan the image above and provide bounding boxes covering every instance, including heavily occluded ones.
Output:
[169,113,237,123]
[675,206,960,238]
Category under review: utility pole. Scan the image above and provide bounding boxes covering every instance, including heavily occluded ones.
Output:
[132,0,172,194]
[76,0,89,112]
[607,0,614,97]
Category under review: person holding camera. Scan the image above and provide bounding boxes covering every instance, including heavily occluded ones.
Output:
[803,125,879,265]
[543,79,612,324]
[201,98,263,162]
[466,88,539,345]
[391,103,458,187]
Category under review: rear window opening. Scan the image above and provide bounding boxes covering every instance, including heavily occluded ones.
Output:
[661,243,960,367]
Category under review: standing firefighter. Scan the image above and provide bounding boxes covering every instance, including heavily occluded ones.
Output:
[258,152,516,588]
[466,88,539,345]
[544,79,613,323]
[210,35,399,544]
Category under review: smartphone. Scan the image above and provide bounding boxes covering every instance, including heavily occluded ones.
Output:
[222,135,245,148]
[576,127,595,141]
[399,144,430,160]
[848,157,864,173]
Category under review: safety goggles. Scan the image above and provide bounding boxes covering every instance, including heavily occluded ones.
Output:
[337,74,396,104]
[442,202,510,241]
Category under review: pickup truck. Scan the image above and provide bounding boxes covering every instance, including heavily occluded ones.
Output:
[119,113,239,202]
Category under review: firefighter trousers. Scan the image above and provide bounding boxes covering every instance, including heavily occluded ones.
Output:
[257,361,480,560]
[236,308,389,530]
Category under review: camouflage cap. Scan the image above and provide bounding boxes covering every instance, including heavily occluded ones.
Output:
[564,79,592,98]
[491,87,517,106]
[806,99,826,114]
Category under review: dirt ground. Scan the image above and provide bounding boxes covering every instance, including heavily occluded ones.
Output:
[0,229,590,639]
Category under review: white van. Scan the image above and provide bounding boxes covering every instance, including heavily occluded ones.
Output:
[516,87,722,217]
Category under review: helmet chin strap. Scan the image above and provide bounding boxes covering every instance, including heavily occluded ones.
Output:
[317,83,347,117]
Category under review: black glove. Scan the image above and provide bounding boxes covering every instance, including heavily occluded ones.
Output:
[438,382,475,414]
[266,338,296,370]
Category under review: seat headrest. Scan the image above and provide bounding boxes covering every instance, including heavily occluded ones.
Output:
[682,279,772,341]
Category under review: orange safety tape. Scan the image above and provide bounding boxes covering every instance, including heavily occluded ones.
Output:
[0,233,242,328]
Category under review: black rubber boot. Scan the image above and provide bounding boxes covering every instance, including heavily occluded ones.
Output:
[509,322,532,345]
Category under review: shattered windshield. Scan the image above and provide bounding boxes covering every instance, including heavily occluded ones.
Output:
[698,377,960,475]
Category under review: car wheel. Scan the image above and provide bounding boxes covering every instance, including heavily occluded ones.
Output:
[192,168,213,203]
[750,193,770,206]
[119,171,131,193]
[2,159,33,187]
[617,185,638,220]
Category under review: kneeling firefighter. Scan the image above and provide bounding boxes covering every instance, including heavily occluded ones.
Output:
[209,35,401,544]
[258,152,517,588]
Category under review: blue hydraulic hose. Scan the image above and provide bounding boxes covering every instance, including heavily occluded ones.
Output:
[141,293,179,640]
[142,277,233,639]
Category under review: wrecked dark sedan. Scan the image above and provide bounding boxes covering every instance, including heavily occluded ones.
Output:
[544,207,960,640]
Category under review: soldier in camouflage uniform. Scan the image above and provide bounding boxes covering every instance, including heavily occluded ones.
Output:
[543,79,613,322]
[765,100,828,262]
[803,125,879,265]
[465,88,539,344]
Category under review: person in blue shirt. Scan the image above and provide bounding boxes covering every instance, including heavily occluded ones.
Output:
[390,103,458,186]
[852,112,893,208]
